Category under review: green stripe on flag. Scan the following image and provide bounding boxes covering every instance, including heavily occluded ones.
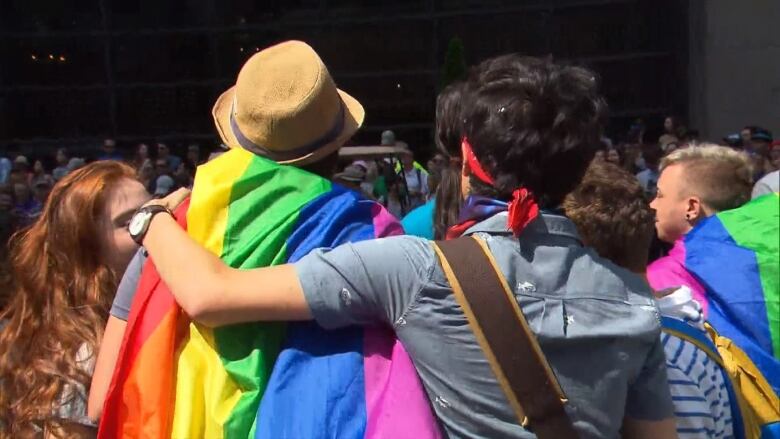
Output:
[719,194,780,358]
[212,154,333,437]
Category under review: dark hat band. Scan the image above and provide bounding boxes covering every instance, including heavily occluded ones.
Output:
[229,100,345,162]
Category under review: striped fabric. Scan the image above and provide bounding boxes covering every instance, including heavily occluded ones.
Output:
[658,288,734,438]
[664,330,735,438]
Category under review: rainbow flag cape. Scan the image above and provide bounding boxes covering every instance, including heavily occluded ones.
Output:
[99,148,440,438]
[648,193,780,393]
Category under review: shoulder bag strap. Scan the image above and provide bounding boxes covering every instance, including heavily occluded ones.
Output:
[433,236,578,439]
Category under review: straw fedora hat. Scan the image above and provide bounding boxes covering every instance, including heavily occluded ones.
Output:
[212,40,365,166]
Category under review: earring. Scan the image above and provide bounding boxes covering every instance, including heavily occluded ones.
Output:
[685,214,691,220]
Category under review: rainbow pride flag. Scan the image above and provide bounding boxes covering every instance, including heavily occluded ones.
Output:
[649,193,780,393]
[99,148,440,438]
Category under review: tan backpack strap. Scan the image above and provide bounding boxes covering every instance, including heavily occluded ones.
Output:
[433,236,578,439]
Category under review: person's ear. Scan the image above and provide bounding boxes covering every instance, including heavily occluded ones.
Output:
[684,196,705,222]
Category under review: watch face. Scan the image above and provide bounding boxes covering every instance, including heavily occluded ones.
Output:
[129,211,150,236]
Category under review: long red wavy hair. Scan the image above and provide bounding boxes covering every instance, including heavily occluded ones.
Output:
[0,161,138,436]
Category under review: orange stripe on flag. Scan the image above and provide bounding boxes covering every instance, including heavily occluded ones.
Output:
[115,306,182,437]
[98,200,191,438]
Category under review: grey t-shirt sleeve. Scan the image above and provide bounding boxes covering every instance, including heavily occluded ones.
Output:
[294,235,435,329]
[625,337,675,420]
[110,248,147,321]
[751,172,779,199]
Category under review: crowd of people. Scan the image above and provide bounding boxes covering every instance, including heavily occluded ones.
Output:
[0,39,778,438]
[0,140,209,249]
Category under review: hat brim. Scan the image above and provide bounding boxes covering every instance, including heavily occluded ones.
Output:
[212,86,365,166]
[334,173,364,182]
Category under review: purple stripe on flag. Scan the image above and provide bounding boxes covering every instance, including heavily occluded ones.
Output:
[648,239,709,316]
[363,328,443,439]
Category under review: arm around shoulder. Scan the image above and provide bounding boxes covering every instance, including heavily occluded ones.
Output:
[142,213,311,326]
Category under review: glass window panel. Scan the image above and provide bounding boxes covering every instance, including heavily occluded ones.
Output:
[2,37,106,86]
[341,73,436,130]
[300,20,433,72]
[437,12,549,64]
[326,0,426,17]
[2,89,110,139]
[0,0,101,32]
[115,85,216,136]
[214,31,287,78]
[111,0,214,29]
[112,34,216,83]
[589,54,675,113]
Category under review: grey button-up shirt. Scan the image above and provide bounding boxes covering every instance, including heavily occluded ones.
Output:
[296,212,673,438]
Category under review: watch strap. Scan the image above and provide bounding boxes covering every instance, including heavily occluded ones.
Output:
[130,204,173,245]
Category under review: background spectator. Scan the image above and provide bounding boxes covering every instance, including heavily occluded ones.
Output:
[52,148,70,181]
[31,160,53,189]
[67,157,86,174]
[0,157,11,185]
[12,182,41,226]
[186,144,202,167]
[132,143,151,172]
[606,147,621,165]
[397,145,429,209]
[173,162,196,190]
[156,143,182,171]
[153,174,176,198]
[659,115,681,150]
[333,165,367,194]
[636,142,664,199]
[98,138,123,161]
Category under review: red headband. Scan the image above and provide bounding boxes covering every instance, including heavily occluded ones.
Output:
[461,138,495,185]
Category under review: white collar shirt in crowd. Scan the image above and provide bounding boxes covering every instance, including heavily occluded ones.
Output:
[752,170,779,199]
[401,168,429,200]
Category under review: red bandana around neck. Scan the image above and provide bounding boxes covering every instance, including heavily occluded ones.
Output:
[457,138,540,238]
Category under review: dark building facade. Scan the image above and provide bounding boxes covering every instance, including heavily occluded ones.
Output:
[0,0,688,157]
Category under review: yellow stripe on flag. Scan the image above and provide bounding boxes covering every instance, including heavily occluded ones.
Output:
[171,324,242,439]
[172,148,255,437]
[187,148,254,256]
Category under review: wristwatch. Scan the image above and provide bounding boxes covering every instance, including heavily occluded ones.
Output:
[128,204,172,245]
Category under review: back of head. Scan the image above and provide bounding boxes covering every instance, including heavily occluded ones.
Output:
[640,142,664,169]
[0,161,138,434]
[462,55,607,207]
[563,160,654,273]
[381,130,396,146]
[661,143,753,212]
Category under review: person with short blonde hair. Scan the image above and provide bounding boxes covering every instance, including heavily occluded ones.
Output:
[659,143,753,217]
[648,143,754,311]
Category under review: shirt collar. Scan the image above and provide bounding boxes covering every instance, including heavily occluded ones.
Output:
[463,211,582,243]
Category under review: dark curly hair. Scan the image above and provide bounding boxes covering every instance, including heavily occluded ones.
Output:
[562,160,654,273]
[461,55,608,208]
